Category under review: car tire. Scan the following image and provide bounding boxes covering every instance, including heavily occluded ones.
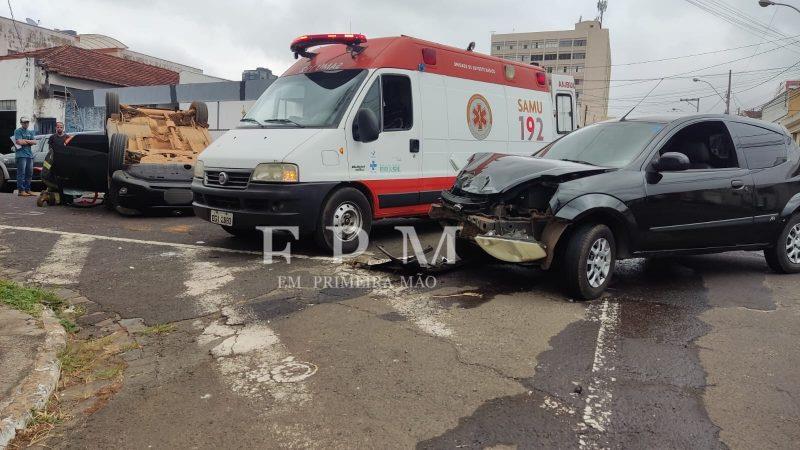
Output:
[221,225,258,238]
[314,187,372,254]
[190,101,209,126]
[561,223,616,300]
[764,214,800,274]
[105,91,120,122]
[108,133,127,176]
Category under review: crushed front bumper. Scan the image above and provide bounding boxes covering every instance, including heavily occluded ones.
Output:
[111,169,194,210]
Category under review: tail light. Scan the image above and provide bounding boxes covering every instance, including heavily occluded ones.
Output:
[290,33,367,58]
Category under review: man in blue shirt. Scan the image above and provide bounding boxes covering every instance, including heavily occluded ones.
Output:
[13,116,37,197]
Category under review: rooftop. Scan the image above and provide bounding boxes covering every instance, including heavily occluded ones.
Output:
[0,45,179,86]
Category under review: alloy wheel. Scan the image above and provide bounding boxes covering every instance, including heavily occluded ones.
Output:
[786,223,800,264]
[586,237,612,288]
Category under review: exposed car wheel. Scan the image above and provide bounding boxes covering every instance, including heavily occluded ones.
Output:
[108,133,128,176]
[190,101,209,126]
[105,91,120,122]
[561,223,616,300]
[764,215,800,274]
[221,225,258,238]
[314,187,372,254]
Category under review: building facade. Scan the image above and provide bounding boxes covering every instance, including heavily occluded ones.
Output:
[762,81,800,144]
[491,20,611,125]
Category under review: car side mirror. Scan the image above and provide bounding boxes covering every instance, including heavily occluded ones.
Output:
[651,152,690,172]
[353,108,380,143]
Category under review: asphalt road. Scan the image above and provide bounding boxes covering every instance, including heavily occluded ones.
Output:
[0,194,798,449]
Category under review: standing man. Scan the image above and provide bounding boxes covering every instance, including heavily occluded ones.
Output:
[47,121,70,150]
[13,116,37,196]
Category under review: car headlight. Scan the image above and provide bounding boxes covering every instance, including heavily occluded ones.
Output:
[251,163,299,183]
[193,160,204,179]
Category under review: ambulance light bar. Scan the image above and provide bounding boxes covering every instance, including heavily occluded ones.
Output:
[290,34,367,59]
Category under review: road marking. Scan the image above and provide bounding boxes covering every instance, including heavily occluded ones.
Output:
[180,249,239,315]
[30,234,94,285]
[578,299,621,449]
[0,225,368,263]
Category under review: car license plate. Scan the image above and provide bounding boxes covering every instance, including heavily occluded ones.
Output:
[209,210,233,226]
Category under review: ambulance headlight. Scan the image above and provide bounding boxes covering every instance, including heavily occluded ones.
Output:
[193,160,204,179]
[251,163,299,183]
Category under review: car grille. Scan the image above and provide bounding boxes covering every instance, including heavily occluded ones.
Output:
[204,170,251,189]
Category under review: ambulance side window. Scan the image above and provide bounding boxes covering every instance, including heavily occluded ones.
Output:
[382,75,413,131]
[556,93,574,134]
[360,79,382,129]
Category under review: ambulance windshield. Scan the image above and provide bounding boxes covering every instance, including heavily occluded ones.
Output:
[241,69,368,129]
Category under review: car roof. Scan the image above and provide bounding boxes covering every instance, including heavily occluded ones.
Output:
[600,114,788,135]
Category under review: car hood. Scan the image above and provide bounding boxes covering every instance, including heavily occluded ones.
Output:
[198,128,323,169]
[454,153,614,195]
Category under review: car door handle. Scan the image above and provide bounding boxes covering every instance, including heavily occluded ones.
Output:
[731,180,745,189]
[410,139,420,153]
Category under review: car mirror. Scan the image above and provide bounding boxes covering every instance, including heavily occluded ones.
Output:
[353,108,380,143]
[652,152,690,172]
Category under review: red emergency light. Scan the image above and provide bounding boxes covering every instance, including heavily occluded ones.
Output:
[290,33,367,59]
[536,71,547,86]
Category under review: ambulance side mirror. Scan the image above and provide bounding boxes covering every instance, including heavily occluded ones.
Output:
[353,108,380,143]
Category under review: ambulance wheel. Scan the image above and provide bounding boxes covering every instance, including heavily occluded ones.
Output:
[315,187,372,254]
[108,133,127,176]
[105,91,120,121]
[190,101,209,126]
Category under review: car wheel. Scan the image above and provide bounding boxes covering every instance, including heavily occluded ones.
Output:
[221,225,258,238]
[314,187,372,254]
[764,215,800,274]
[105,91,120,122]
[190,101,209,126]
[108,134,128,176]
[561,223,616,300]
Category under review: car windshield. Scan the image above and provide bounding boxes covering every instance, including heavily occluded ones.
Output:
[536,122,666,168]
[241,69,368,129]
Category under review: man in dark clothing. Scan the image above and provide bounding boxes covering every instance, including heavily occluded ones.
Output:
[47,121,70,150]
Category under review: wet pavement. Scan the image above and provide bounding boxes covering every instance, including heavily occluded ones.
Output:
[0,194,798,449]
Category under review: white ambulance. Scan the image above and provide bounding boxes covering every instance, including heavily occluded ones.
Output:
[192,34,577,252]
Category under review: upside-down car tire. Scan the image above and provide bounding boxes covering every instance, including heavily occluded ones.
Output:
[190,101,209,126]
[764,214,800,274]
[561,223,617,300]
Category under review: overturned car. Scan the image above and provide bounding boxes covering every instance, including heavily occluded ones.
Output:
[431,115,800,299]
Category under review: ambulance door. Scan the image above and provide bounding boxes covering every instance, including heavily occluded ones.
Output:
[555,91,577,135]
[345,69,423,216]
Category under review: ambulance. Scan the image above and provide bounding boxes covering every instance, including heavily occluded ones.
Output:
[192,34,578,252]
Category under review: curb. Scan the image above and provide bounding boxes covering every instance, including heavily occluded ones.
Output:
[0,308,66,449]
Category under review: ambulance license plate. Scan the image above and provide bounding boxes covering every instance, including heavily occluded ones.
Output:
[209,210,233,226]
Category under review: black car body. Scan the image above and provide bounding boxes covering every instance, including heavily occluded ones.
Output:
[431,115,800,299]
[37,132,194,211]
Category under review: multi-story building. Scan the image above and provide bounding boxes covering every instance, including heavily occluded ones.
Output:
[491,20,611,125]
[242,67,278,82]
[762,81,800,144]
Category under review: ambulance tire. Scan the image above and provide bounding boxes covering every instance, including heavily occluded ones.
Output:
[315,187,372,255]
[191,101,209,126]
[105,91,120,121]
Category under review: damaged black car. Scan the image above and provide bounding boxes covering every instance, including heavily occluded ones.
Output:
[431,115,800,299]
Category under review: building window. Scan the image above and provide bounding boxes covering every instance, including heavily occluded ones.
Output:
[509,45,514,50]
[558,53,572,60]
[574,39,587,47]
[532,40,543,49]
[573,52,586,59]
[520,55,527,61]
[575,78,583,85]
[545,39,558,48]
[495,45,501,51]
[544,53,557,61]
[546,67,554,73]
[561,66,569,73]
[574,65,584,72]
[559,39,573,47]
[523,44,528,49]
[531,54,544,61]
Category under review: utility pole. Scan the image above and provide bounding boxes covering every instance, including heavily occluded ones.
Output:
[725,70,732,115]
[680,98,700,112]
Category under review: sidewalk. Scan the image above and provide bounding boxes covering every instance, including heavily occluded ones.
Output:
[0,303,65,448]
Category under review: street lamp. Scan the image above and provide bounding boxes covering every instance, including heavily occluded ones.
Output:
[759,0,800,15]
[693,78,728,113]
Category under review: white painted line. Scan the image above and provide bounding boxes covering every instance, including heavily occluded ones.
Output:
[180,249,238,315]
[31,234,94,285]
[577,299,621,448]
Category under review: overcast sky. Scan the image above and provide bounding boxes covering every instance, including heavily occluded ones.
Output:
[12,0,800,116]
